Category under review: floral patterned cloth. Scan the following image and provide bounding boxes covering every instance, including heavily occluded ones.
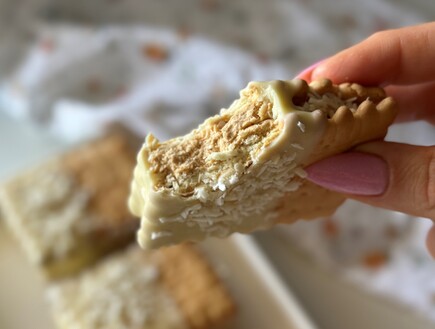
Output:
[0,24,285,141]
[0,0,426,140]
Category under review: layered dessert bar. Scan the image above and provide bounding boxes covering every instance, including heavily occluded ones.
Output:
[129,79,397,248]
[47,244,236,329]
[0,135,138,279]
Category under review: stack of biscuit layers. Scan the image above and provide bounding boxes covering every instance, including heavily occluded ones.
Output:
[129,78,397,249]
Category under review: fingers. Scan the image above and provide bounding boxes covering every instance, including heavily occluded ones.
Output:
[305,22,435,86]
[306,141,435,220]
[386,82,435,124]
[296,23,435,124]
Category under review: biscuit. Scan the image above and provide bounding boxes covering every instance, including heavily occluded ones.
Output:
[47,244,235,329]
[129,79,397,248]
[154,244,235,329]
[0,134,138,279]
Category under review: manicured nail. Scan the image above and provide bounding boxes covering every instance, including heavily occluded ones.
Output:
[306,152,388,196]
[296,60,325,79]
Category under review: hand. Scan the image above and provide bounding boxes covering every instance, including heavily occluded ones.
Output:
[297,22,435,256]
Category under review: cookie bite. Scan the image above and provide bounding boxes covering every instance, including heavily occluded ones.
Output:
[129,79,397,248]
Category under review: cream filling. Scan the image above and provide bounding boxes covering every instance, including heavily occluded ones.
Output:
[129,80,327,249]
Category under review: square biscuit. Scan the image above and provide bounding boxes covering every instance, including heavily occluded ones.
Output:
[154,244,236,329]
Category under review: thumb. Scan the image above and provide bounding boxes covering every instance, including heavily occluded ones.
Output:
[306,141,435,220]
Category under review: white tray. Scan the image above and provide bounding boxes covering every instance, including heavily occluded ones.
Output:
[0,225,316,329]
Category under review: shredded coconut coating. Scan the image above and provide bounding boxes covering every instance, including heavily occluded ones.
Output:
[47,247,187,329]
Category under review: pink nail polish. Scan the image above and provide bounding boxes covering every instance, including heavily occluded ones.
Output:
[306,152,388,196]
[296,60,325,79]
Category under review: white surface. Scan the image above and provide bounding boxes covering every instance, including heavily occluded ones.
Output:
[255,230,435,329]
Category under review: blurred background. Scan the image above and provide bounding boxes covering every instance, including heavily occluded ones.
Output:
[0,0,435,329]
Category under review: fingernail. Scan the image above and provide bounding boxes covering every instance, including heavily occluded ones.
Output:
[311,63,327,80]
[296,59,325,79]
[306,152,389,196]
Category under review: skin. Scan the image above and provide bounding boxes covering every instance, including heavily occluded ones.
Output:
[298,22,435,256]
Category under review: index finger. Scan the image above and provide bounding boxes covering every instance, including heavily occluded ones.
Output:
[307,22,435,86]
